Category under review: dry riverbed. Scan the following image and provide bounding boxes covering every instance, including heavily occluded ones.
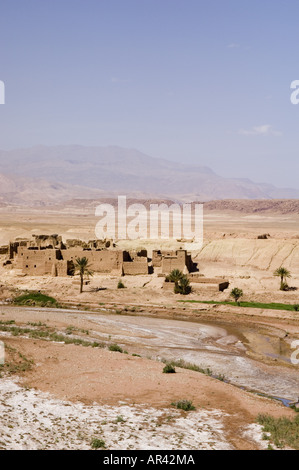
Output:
[0,305,297,450]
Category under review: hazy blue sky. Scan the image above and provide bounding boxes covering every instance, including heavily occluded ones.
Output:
[1,0,299,189]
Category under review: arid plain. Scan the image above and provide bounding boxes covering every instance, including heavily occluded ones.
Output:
[1,201,299,450]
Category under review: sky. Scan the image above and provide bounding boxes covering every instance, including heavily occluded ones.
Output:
[0,0,299,189]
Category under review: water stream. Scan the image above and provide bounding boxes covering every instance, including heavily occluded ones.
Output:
[5,306,299,405]
[78,310,299,404]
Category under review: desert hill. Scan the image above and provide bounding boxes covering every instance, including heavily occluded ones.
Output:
[0,173,108,205]
[203,199,299,214]
[0,145,298,204]
[49,197,299,217]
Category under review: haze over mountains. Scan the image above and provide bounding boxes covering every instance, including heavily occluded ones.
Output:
[0,145,298,205]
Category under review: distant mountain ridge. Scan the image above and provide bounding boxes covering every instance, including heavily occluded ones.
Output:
[0,145,298,205]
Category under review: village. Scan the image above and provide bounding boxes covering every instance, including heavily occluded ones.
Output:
[1,233,230,293]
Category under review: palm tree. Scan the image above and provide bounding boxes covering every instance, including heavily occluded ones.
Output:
[167,269,184,286]
[177,275,192,295]
[273,266,291,291]
[74,257,93,293]
[230,287,243,305]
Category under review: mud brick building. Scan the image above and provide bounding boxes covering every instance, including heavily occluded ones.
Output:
[152,249,195,274]
[5,235,198,278]
[7,235,150,277]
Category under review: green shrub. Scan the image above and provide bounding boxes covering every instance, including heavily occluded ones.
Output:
[171,400,196,411]
[115,415,125,423]
[163,364,176,374]
[230,287,243,304]
[215,373,225,382]
[108,343,123,353]
[117,280,125,289]
[90,438,106,449]
[13,291,58,307]
[91,341,105,348]
[161,358,212,375]
[257,414,299,450]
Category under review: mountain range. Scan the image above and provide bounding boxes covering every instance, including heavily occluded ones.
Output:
[0,145,298,205]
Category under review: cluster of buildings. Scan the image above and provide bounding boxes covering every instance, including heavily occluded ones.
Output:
[1,234,229,292]
[4,234,196,277]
